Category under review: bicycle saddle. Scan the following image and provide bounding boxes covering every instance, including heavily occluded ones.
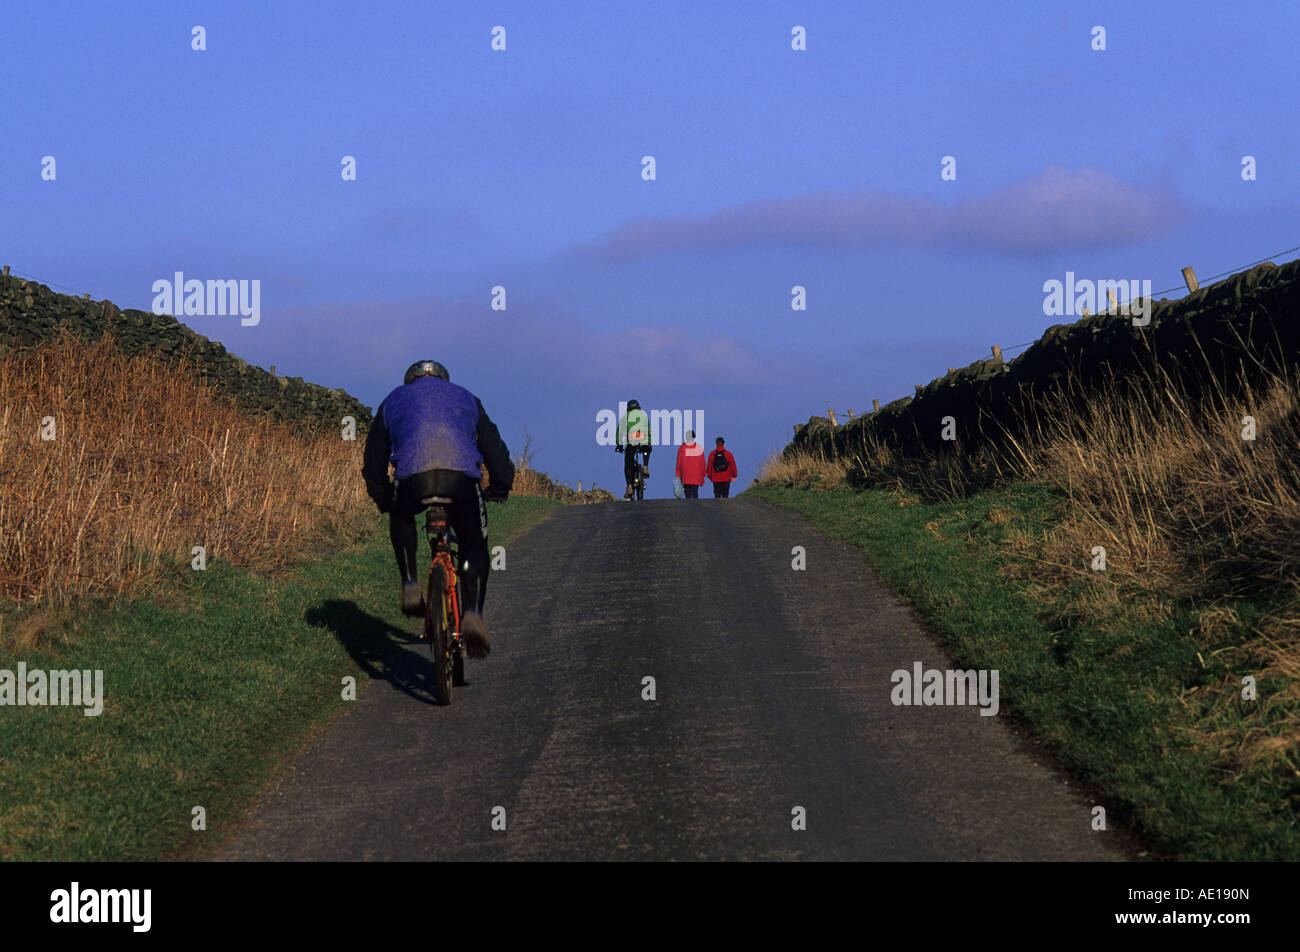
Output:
[421,495,455,506]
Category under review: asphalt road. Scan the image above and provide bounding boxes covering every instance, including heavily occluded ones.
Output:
[215,495,1128,861]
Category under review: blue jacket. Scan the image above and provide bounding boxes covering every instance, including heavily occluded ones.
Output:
[361,377,514,502]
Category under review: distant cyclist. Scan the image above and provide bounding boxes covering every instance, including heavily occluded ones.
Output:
[615,398,652,499]
[362,360,514,658]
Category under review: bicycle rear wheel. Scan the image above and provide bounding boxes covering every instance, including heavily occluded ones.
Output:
[427,571,453,705]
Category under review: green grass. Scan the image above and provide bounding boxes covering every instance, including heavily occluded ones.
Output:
[752,483,1300,861]
[0,495,559,861]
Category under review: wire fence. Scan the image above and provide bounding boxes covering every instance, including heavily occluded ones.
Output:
[0,264,164,313]
[2,265,92,298]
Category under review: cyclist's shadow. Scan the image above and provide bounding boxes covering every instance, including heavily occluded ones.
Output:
[304,599,448,706]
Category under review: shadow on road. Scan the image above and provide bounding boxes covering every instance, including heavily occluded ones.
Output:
[304,598,449,706]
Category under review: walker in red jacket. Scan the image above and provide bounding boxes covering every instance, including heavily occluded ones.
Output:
[704,437,738,498]
[675,430,708,498]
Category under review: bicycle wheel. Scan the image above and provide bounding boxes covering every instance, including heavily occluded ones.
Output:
[427,570,453,705]
[453,572,467,686]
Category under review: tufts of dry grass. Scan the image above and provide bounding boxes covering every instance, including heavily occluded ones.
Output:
[1011,370,1300,777]
[782,362,1299,617]
[508,428,616,504]
[770,359,1300,777]
[1024,370,1300,613]
[0,332,372,605]
[756,447,849,490]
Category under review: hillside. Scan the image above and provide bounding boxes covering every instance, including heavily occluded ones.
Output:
[757,258,1300,860]
[786,259,1300,485]
[0,268,372,431]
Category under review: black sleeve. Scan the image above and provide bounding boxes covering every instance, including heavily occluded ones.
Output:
[475,398,515,491]
[361,403,392,505]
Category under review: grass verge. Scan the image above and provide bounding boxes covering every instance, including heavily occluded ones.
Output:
[751,483,1300,861]
[0,494,558,861]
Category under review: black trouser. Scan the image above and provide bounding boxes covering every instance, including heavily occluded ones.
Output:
[683,482,700,498]
[389,469,490,614]
[624,444,651,486]
[712,480,731,498]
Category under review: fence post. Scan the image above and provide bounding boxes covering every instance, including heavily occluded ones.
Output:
[2,266,9,276]
[578,480,582,492]
[873,399,880,413]
[827,408,838,426]
[1182,266,1199,293]
[1107,289,1118,314]
[914,385,923,394]
[846,409,854,420]
[991,345,1002,363]
[270,365,276,375]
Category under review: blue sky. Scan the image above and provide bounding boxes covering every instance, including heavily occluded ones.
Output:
[5,0,1299,492]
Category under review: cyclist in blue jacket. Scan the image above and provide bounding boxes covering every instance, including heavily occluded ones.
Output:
[362,360,514,658]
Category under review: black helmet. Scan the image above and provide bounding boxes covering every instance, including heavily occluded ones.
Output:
[404,360,449,385]
[626,399,641,411]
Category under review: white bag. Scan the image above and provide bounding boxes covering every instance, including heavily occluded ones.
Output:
[673,476,685,499]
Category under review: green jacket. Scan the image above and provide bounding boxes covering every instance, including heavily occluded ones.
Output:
[619,408,651,446]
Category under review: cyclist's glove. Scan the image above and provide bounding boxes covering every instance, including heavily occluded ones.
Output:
[375,481,396,514]
[483,486,510,503]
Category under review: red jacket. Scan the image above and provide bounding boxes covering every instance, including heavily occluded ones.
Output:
[705,446,738,482]
[676,441,707,485]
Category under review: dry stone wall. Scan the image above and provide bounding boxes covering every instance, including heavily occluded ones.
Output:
[786,260,1300,472]
[0,271,372,431]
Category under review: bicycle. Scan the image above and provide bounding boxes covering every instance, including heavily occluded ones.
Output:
[420,495,467,705]
[628,446,649,501]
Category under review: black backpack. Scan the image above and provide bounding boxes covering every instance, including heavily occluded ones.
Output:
[712,448,729,473]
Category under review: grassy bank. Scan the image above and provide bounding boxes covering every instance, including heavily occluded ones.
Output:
[0,494,558,861]
[752,483,1299,861]
[1,333,372,605]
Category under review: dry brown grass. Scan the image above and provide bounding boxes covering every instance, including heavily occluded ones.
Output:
[1022,371,1300,618]
[769,361,1300,756]
[508,428,616,504]
[788,363,1299,614]
[757,447,849,489]
[511,466,552,497]
[1000,370,1300,776]
[0,332,371,605]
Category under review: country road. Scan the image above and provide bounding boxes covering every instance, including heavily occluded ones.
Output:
[214,496,1128,861]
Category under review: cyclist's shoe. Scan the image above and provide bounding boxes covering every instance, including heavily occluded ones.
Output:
[401,580,426,617]
[642,463,649,479]
[461,611,491,658]
[624,484,634,500]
